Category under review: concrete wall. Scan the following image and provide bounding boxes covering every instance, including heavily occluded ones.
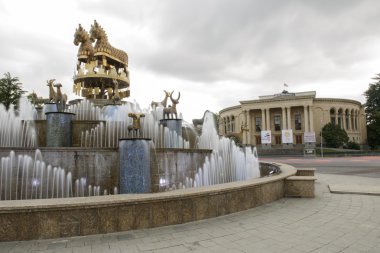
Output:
[0,163,296,241]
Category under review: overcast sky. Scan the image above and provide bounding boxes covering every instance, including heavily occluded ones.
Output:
[1,0,380,122]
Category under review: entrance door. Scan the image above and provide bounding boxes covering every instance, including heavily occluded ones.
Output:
[295,135,302,144]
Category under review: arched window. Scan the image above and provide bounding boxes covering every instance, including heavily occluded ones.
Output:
[338,109,343,129]
[351,109,355,131]
[330,108,336,125]
[355,110,359,130]
[226,117,230,132]
[345,109,350,130]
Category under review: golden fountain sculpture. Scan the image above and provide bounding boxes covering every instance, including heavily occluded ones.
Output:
[73,20,130,105]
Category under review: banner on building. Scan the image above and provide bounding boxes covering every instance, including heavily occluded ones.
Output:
[281,129,293,144]
[304,131,316,143]
[261,130,272,144]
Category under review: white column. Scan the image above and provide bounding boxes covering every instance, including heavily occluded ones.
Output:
[304,105,309,132]
[287,107,291,129]
[261,109,266,130]
[266,108,271,131]
[282,107,286,130]
[246,110,251,145]
[241,111,246,145]
[309,105,314,132]
[355,112,358,131]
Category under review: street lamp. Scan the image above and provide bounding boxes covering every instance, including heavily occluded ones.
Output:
[315,107,324,158]
[320,122,323,158]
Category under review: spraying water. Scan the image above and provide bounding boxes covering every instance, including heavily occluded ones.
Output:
[188,112,260,188]
[0,98,37,147]
[0,150,108,200]
[74,99,189,149]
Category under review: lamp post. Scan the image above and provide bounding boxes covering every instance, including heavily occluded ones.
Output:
[315,107,324,158]
[320,122,324,158]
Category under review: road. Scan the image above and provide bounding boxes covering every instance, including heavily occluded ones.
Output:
[260,155,380,178]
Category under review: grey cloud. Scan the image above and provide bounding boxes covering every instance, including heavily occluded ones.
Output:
[84,0,380,89]
[1,0,378,120]
[7,1,380,84]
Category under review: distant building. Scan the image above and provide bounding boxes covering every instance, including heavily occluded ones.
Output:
[219,91,367,149]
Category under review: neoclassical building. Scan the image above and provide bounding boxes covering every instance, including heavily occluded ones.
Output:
[219,91,367,148]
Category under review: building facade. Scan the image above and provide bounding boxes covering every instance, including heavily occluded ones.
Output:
[219,91,367,148]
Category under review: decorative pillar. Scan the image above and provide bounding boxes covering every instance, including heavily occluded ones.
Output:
[304,106,309,132]
[266,108,271,131]
[160,119,182,137]
[282,107,286,130]
[309,105,314,132]
[246,110,251,145]
[287,107,292,129]
[44,103,58,113]
[242,110,247,145]
[45,112,75,147]
[119,138,152,193]
[261,109,266,130]
[355,112,358,131]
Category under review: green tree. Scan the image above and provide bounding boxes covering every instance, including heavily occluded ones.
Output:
[364,74,380,149]
[0,72,25,110]
[321,123,349,148]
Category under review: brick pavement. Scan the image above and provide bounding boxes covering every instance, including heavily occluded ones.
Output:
[1,173,379,253]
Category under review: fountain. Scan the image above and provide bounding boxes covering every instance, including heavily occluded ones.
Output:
[0,21,299,242]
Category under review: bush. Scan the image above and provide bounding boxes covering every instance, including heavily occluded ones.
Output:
[344,141,360,150]
[321,123,349,148]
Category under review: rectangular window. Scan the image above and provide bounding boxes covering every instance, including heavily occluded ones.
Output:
[274,115,281,131]
[295,113,302,130]
[255,117,261,132]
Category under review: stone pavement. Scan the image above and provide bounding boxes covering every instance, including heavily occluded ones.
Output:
[1,173,380,253]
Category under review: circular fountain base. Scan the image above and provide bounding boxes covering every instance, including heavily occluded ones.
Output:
[0,163,296,241]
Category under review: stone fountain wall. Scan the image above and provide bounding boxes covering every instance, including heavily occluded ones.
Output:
[0,147,212,196]
[34,120,106,147]
[152,148,212,192]
[0,163,296,241]
[0,147,119,195]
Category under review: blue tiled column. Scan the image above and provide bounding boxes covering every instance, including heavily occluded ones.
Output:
[119,138,152,193]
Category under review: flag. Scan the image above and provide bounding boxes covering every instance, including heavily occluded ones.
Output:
[284,83,288,87]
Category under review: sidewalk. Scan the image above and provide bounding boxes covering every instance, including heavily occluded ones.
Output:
[1,173,380,253]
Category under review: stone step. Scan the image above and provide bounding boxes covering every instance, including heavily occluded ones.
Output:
[296,168,316,176]
[285,176,317,198]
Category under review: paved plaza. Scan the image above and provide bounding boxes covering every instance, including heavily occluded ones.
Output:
[1,157,380,253]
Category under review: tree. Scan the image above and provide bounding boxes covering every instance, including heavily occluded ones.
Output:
[364,74,380,149]
[0,72,25,110]
[321,123,349,148]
